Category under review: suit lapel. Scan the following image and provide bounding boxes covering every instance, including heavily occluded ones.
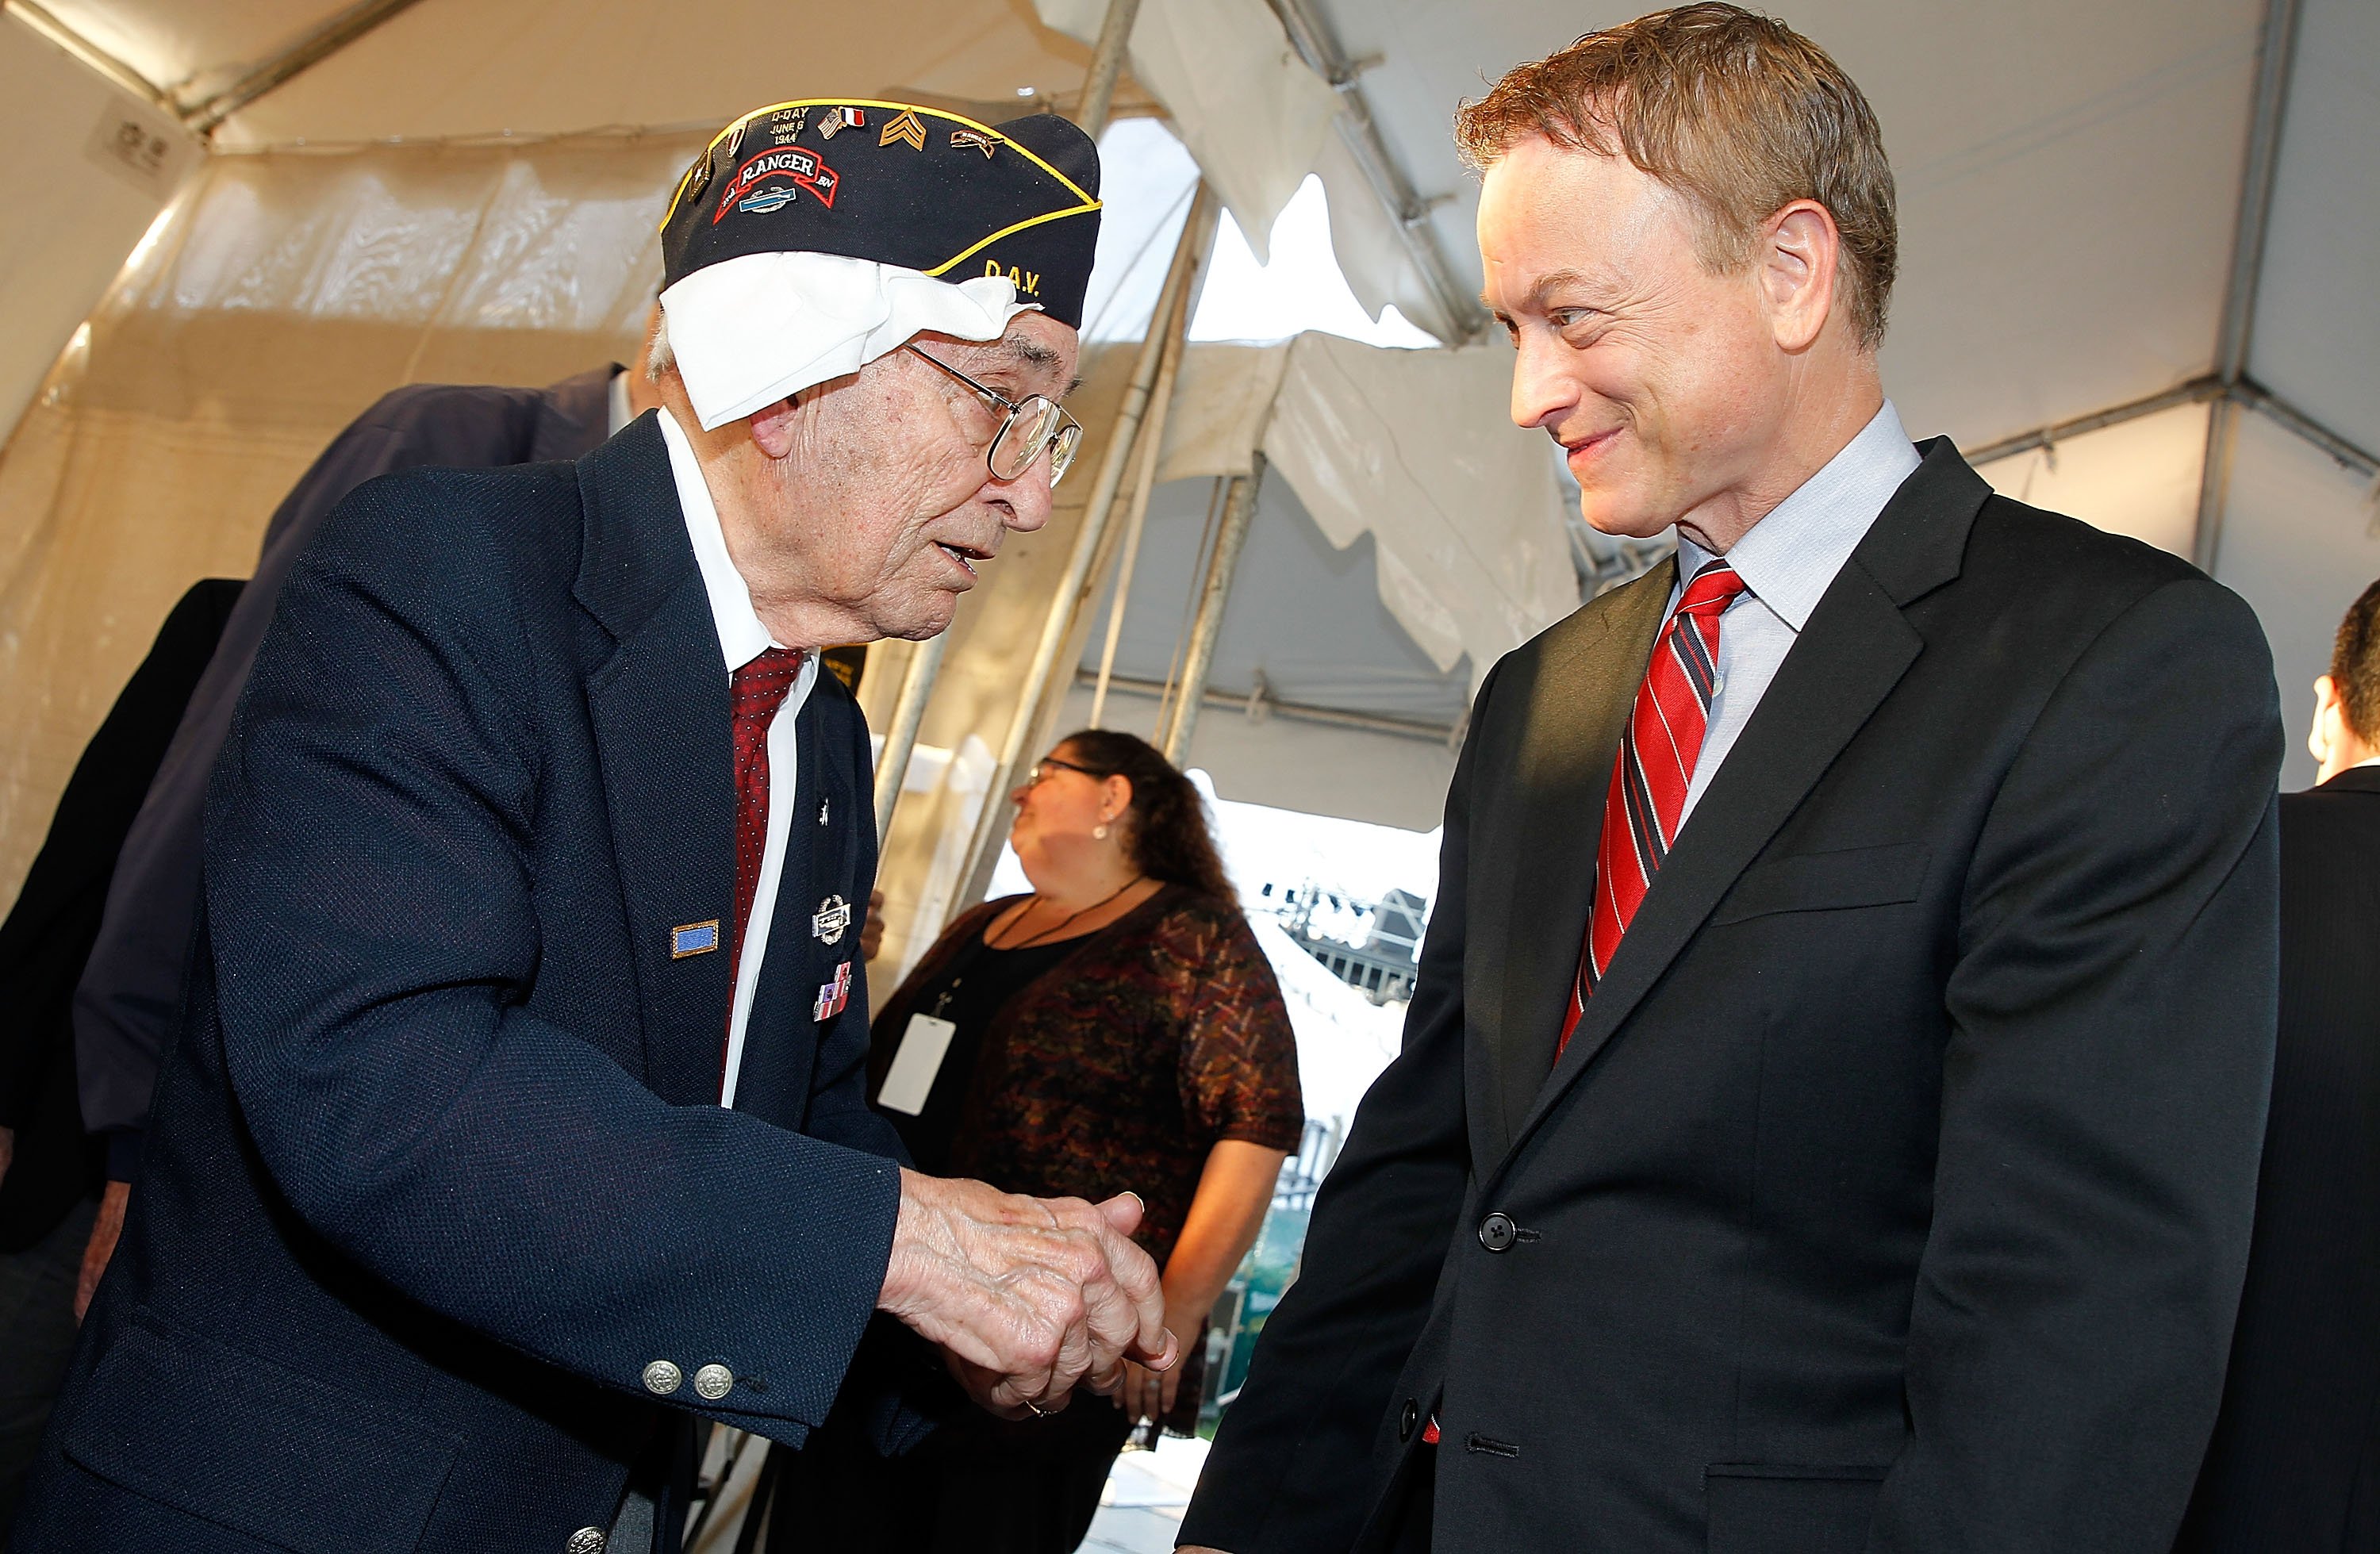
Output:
[1476,562,1674,1165]
[733,687,864,1128]
[1488,439,1990,1184]
[574,416,735,1108]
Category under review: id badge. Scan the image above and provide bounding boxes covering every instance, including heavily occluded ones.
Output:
[877,1013,958,1115]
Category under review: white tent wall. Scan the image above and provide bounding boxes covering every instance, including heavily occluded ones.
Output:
[0,132,685,903]
[0,13,194,450]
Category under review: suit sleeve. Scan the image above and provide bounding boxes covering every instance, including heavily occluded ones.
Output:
[1177,662,1500,1553]
[1870,577,2282,1551]
[75,394,529,1160]
[204,495,898,1446]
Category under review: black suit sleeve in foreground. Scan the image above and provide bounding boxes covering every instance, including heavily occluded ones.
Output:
[1871,577,2281,1550]
[1177,663,1503,1553]
[202,504,899,1442]
[0,578,240,1250]
[73,382,574,1165]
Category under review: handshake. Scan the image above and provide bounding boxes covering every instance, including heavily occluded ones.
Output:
[877,1168,1175,1418]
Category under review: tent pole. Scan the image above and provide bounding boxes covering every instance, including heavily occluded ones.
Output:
[1160,452,1264,765]
[870,635,946,846]
[950,183,1219,914]
[1089,278,1193,727]
[2191,0,2302,572]
[1075,0,1144,140]
[868,0,1154,852]
[182,0,434,136]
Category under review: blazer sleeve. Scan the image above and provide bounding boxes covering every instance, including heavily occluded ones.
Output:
[1177,662,1501,1553]
[203,493,899,1446]
[74,388,546,1162]
[1870,576,2282,1551]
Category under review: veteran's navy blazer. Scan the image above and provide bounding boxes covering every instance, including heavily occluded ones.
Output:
[15,413,909,1552]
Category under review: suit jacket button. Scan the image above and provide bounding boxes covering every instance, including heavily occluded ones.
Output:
[566,1529,607,1553]
[1399,1398,1419,1442]
[641,1360,683,1395]
[693,1364,734,1400]
[1479,1211,1518,1253]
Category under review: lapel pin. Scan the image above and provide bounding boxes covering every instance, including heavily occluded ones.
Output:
[671,919,720,958]
[812,893,851,946]
[879,109,927,151]
[819,798,829,826]
[813,961,853,1022]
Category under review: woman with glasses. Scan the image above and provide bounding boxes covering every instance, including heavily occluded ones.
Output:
[815,730,1302,1554]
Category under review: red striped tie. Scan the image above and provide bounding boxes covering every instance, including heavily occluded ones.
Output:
[1558,561,1749,1057]
[725,647,806,1080]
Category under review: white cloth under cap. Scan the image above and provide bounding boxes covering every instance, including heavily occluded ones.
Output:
[661,250,1039,431]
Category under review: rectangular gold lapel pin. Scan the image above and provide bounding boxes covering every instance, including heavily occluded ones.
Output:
[670,919,720,959]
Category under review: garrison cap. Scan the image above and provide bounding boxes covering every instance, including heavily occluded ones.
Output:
[660,100,1104,329]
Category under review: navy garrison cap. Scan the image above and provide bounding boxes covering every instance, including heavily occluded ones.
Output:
[660,100,1104,329]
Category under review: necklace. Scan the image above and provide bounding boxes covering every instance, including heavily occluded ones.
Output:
[989,877,1146,950]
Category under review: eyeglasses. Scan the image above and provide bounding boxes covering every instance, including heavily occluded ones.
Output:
[1023,755,1098,788]
[905,346,1084,486]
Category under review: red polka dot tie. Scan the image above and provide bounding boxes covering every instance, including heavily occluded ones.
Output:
[726,647,806,1072]
[1558,560,1749,1057]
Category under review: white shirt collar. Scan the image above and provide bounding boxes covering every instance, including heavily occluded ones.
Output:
[654,405,795,675]
[1676,399,1921,631]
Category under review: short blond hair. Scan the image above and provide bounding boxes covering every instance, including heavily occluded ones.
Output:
[1454,4,1897,348]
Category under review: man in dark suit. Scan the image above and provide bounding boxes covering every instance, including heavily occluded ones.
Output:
[2177,577,2380,1552]
[64,351,650,1320]
[1180,10,2281,1553]
[14,100,1169,1553]
[0,577,240,1534]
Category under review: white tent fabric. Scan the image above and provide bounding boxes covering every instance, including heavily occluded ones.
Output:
[0,14,194,442]
[1034,0,1342,266]
[1261,333,1576,690]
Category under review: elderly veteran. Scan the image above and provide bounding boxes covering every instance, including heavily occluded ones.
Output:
[13,100,1171,1554]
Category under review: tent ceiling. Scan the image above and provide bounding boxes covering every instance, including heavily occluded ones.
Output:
[29,0,1157,141]
[42,0,2365,468]
[8,0,2375,800]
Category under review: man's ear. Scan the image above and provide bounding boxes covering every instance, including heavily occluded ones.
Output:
[749,393,800,460]
[1762,199,1840,355]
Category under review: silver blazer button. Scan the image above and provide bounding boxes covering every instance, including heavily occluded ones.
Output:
[693,1364,735,1401]
[641,1360,683,1396]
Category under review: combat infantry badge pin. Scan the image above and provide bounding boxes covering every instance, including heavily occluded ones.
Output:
[812,893,852,946]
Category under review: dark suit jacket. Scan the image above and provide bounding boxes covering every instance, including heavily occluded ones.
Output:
[1179,441,2282,1554]
[0,579,241,1251]
[2175,763,2380,1552]
[72,368,616,1175]
[15,414,911,1552]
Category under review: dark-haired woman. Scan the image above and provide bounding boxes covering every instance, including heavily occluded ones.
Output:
[851,729,1303,1553]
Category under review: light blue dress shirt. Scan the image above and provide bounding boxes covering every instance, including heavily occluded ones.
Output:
[1668,401,1921,827]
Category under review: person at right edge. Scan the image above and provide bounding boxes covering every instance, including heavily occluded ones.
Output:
[2176,577,2380,1553]
[1177,9,2282,1554]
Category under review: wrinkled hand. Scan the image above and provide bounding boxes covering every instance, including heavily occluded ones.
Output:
[1120,1302,1197,1424]
[879,1170,1174,1419]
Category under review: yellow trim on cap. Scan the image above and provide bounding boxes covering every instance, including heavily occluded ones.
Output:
[924,202,1102,278]
[659,97,1100,232]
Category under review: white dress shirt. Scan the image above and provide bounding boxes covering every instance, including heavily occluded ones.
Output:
[654,405,820,1109]
[1668,401,1921,827]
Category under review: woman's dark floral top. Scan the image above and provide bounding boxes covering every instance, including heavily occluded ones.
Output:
[869,884,1305,1269]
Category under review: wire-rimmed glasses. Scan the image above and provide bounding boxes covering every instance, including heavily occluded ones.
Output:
[905,346,1084,486]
